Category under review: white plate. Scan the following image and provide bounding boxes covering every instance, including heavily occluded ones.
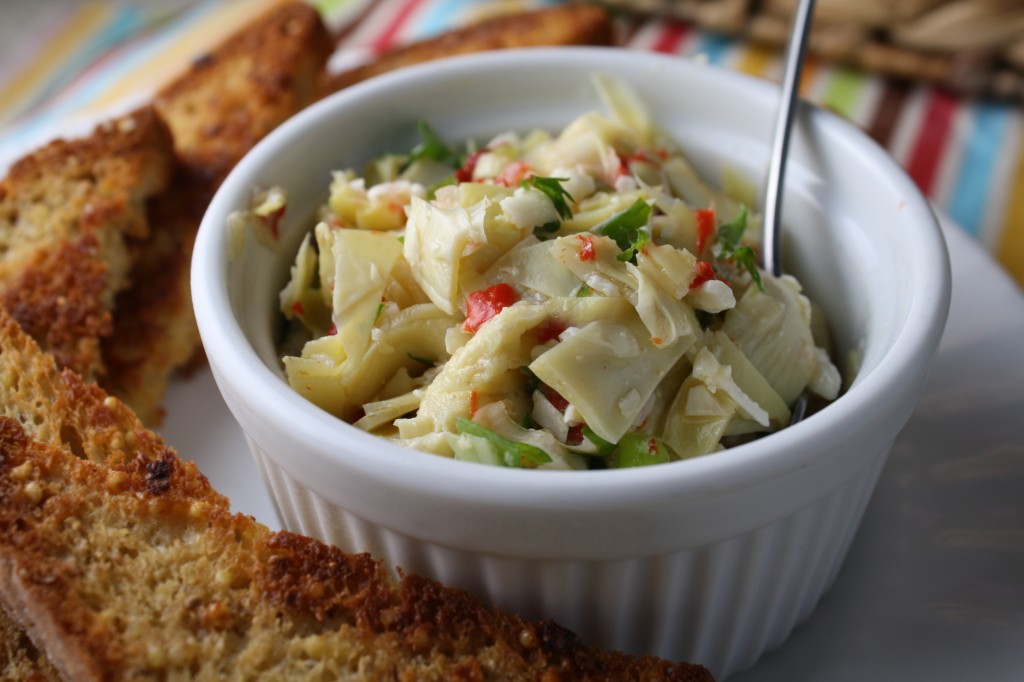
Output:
[163,213,1024,680]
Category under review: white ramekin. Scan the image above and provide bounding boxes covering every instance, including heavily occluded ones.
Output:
[192,48,950,678]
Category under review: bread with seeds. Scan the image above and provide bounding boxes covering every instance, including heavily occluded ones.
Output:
[0,307,713,681]
[0,108,174,381]
[102,1,334,424]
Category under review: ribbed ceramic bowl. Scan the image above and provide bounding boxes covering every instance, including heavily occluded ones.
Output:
[192,48,950,678]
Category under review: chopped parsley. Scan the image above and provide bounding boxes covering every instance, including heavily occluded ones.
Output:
[455,417,552,468]
[521,176,575,221]
[713,206,764,291]
[408,120,458,167]
[615,226,652,264]
[532,220,561,239]
[591,199,652,253]
[407,353,435,368]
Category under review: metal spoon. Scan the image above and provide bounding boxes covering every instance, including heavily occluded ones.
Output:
[761,0,817,423]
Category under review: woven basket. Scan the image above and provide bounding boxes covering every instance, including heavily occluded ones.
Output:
[598,0,1024,99]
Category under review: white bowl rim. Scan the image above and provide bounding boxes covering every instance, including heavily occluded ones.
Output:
[192,47,951,511]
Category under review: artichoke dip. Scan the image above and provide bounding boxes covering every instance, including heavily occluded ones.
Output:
[268,77,841,470]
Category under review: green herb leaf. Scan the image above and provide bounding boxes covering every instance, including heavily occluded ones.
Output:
[591,199,652,252]
[455,417,552,469]
[615,227,652,263]
[374,302,385,322]
[716,205,748,252]
[581,425,616,456]
[712,206,764,291]
[519,366,541,394]
[426,174,456,200]
[532,220,561,239]
[407,353,435,368]
[409,120,457,166]
[521,176,575,221]
[575,283,592,298]
[733,245,764,291]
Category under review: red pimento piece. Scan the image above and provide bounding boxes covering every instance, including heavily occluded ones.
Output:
[540,383,570,412]
[566,423,585,446]
[463,283,518,333]
[290,301,305,316]
[496,160,531,187]
[327,323,338,336]
[469,390,480,417]
[695,208,715,257]
[577,234,597,262]
[618,150,663,178]
[689,261,720,290]
[536,320,567,344]
[648,437,659,454]
[455,147,491,183]
[266,205,286,241]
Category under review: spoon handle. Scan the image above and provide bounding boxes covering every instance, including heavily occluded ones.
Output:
[762,0,817,279]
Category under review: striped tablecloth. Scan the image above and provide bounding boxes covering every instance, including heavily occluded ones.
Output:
[1,0,1022,288]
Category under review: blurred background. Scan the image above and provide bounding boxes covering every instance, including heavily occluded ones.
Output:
[1,0,1022,287]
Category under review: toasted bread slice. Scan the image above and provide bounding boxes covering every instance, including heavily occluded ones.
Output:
[0,425,713,682]
[101,2,334,424]
[0,108,174,380]
[319,2,615,96]
[154,1,334,184]
[0,308,713,681]
[0,305,224,506]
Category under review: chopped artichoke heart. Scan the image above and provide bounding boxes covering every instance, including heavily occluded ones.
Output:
[354,390,422,433]
[549,113,633,184]
[663,376,737,459]
[687,280,736,314]
[809,346,841,400]
[636,242,697,299]
[404,196,488,314]
[348,303,453,392]
[550,234,636,294]
[279,232,330,334]
[629,262,700,347]
[295,304,452,422]
[707,330,790,427]
[283,333,349,419]
[415,303,549,432]
[479,238,579,300]
[721,274,817,404]
[561,190,646,233]
[327,170,368,225]
[592,74,655,148]
[391,432,452,457]
[529,311,692,444]
[329,228,403,362]
[691,347,770,427]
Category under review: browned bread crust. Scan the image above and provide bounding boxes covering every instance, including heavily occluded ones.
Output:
[320,3,615,96]
[0,306,223,506]
[0,108,174,380]
[0,416,711,681]
[101,1,334,424]
[155,1,334,184]
[0,307,714,681]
